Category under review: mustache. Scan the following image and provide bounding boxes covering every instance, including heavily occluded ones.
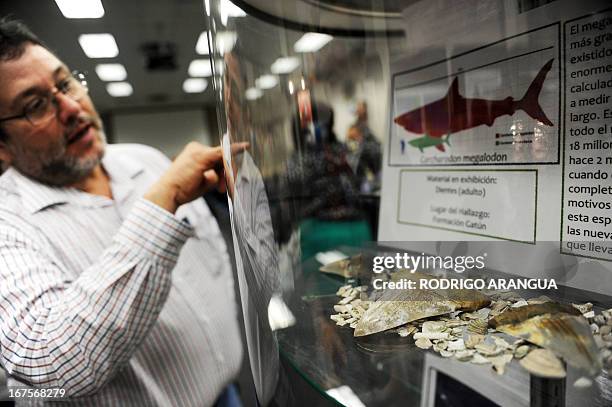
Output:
[63,115,102,140]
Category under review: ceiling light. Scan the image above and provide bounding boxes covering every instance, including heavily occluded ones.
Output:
[95,63,127,81]
[204,0,210,16]
[54,0,104,18]
[183,78,208,93]
[220,0,246,25]
[196,31,210,55]
[256,75,278,90]
[294,33,333,53]
[245,87,263,100]
[215,59,225,75]
[106,82,133,97]
[271,57,300,74]
[188,59,213,77]
[78,33,119,58]
[288,81,294,95]
[215,31,237,55]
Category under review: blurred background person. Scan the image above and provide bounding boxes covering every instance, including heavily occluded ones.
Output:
[287,102,372,260]
[347,101,382,193]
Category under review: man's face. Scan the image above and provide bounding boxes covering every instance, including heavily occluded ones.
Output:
[0,44,106,186]
[223,53,244,135]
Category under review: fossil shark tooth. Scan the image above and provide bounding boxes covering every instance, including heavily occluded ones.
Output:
[494,312,601,376]
[464,333,485,349]
[396,325,417,337]
[471,353,491,365]
[467,319,488,335]
[354,290,457,337]
[321,254,363,278]
[514,345,530,359]
[422,321,446,333]
[489,302,581,328]
[447,339,466,351]
[528,295,553,305]
[519,348,566,378]
[354,271,490,337]
[455,349,476,361]
[572,302,593,315]
[415,337,433,349]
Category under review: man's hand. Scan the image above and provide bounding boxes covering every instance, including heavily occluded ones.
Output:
[144,141,246,213]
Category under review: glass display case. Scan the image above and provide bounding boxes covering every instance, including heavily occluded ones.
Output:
[207,0,612,405]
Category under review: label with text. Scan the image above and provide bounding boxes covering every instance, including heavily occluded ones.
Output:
[398,170,537,243]
[562,10,612,260]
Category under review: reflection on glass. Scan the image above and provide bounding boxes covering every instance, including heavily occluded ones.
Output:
[210,3,388,403]
[221,51,285,405]
[207,1,612,406]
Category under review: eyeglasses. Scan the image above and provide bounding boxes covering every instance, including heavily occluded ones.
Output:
[0,71,88,126]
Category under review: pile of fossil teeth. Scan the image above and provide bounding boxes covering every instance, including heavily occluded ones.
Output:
[404,310,524,375]
[330,285,371,329]
[330,287,612,382]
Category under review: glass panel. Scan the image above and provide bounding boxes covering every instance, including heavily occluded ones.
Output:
[208,0,612,405]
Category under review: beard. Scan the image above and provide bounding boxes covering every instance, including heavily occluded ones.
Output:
[9,116,107,187]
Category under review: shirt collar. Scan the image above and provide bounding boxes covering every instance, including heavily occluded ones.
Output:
[5,167,76,214]
[4,147,145,214]
[237,150,256,183]
[101,149,145,185]
[102,150,145,205]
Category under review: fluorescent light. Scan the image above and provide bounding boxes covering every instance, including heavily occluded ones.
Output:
[271,56,300,74]
[222,0,247,16]
[196,31,210,55]
[95,63,127,81]
[215,59,225,75]
[188,59,213,77]
[215,31,237,55]
[294,33,333,53]
[288,80,294,95]
[220,0,246,25]
[78,34,119,58]
[204,0,210,16]
[54,0,104,18]
[106,82,133,97]
[256,75,278,90]
[183,78,208,93]
[245,87,263,100]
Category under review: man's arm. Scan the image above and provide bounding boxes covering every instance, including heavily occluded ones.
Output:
[0,141,245,397]
[0,199,190,396]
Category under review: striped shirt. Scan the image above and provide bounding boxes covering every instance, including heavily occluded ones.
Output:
[0,144,243,406]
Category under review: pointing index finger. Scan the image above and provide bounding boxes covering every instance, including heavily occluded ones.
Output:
[229,142,249,155]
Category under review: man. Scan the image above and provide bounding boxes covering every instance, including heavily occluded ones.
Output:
[347,102,381,192]
[0,18,244,405]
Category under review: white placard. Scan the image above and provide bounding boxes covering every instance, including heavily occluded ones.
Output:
[398,170,537,243]
[378,0,612,295]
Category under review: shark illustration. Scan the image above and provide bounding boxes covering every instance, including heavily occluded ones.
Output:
[394,58,554,152]
[409,133,451,152]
